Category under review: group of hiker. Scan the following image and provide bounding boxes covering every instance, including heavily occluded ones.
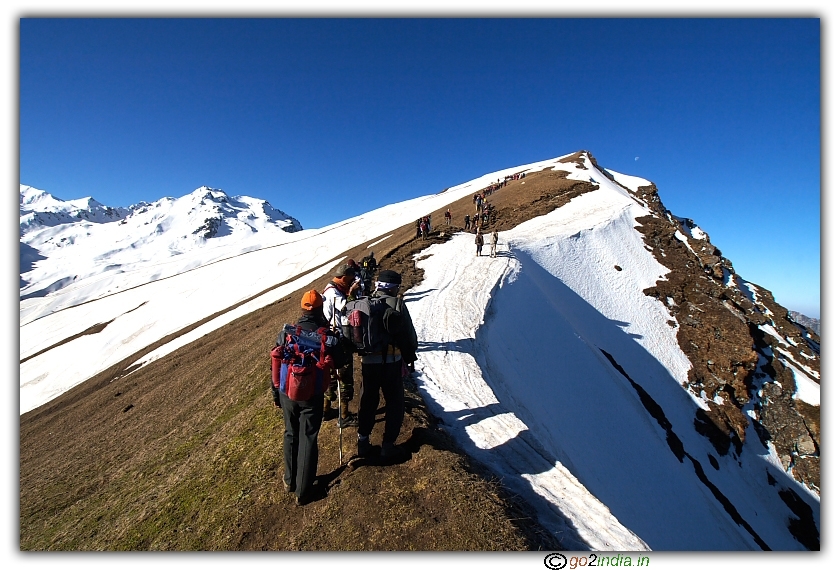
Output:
[271,257,418,505]
[474,228,499,257]
[271,174,521,505]
[415,215,433,240]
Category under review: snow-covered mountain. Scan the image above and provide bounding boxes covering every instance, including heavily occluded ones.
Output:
[19,184,302,305]
[19,152,820,551]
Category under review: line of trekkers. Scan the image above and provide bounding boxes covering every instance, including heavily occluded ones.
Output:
[270,252,419,506]
[272,176,521,505]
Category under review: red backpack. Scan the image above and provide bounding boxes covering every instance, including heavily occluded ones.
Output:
[271,324,337,401]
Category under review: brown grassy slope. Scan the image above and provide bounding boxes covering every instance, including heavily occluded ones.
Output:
[20,168,595,551]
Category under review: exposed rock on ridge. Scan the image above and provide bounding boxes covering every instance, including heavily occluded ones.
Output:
[627,179,820,497]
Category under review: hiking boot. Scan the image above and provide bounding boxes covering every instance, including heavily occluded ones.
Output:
[357,436,372,457]
[338,402,357,427]
[323,399,337,421]
[381,441,405,460]
[337,413,358,428]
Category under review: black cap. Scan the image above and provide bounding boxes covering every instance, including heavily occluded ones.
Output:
[333,263,355,278]
[377,269,401,285]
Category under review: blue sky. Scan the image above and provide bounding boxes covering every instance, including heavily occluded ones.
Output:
[19,17,821,317]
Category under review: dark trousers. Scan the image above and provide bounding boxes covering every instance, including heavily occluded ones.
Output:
[358,360,405,445]
[279,391,324,500]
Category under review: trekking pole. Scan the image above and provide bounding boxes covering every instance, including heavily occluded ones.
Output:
[336,368,343,465]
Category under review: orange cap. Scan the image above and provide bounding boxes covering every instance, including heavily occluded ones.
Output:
[301,289,323,310]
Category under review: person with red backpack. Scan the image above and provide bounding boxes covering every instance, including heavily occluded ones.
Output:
[323,263,359,427]
[271,289,337,505]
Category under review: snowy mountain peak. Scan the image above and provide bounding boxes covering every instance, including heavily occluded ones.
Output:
[20,185,129,237]
[19,183,303,303]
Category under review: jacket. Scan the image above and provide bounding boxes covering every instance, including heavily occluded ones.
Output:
[360,292,419,365]
[323,279,350,330]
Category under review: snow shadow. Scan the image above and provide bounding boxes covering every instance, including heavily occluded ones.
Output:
[414,390,593,550]
[20,276,77,301]
[402,289,437,302]
[417,340,474,355]
[424,249,810,550]
[19,242,46,289]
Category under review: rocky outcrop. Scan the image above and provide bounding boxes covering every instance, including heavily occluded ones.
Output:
[632,182,820,496]
[193,216,222,239]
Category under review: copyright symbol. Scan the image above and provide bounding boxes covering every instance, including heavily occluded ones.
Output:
[544,553,567,569]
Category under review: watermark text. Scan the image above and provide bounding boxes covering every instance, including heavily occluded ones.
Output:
[544,553,651,569]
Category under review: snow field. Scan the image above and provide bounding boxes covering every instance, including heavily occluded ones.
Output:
[19,154,582,415]
[407,163,813,549]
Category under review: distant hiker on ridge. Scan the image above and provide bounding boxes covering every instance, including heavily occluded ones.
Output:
[360,253,377,294]
[346,259,363,300]
[475,228,484,257]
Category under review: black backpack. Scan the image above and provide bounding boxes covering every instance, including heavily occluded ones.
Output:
[345,295,407,356]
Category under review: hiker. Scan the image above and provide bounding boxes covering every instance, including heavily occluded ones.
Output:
[323,263,359,427]
[346,259,364,299]
[272,290,336,505]
[356,270,418,460]
[444,209,451,226]
[360,253,377,294]
[464,214,471,231]
[420,218,428,240]
[475,229,484,256]
[490,230,499,257]
[415,218,422,240]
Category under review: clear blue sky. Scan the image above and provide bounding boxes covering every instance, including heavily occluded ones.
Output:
[19,17,821,317]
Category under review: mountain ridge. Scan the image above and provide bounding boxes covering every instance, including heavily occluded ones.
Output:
[19,151,820,550]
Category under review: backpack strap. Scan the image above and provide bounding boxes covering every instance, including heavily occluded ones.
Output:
[315,328,329,370]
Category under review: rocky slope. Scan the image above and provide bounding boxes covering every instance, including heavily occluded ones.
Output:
[584,154,820,524]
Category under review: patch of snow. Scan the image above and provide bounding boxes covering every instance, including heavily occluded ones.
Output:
[758,323,791,347]
[366,234,392,249]
[777,348,821,381]
[673,229,698,256]
[604,169,652,192]
[735,277,758,304]
[787,363,820,407]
